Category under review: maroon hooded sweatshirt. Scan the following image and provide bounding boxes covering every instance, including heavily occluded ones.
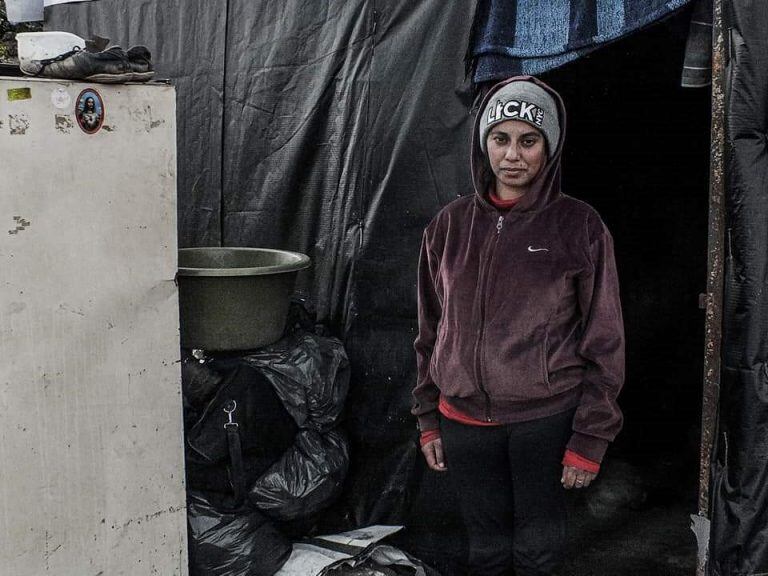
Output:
[412,76,624,463]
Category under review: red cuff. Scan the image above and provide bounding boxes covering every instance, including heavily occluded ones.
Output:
[562,449,600,474]
[420,430,441,447]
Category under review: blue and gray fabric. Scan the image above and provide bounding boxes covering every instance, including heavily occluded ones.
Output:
[472,0,692,82]
[680,0,712,88]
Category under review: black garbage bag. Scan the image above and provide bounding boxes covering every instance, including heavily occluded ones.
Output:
[250,428,349,521]
[182,350,224,425]
[241,331,349,431]
[188,491,292,576]
[184,359,299,502]
[241,331,351,520]
[184,330,350,521]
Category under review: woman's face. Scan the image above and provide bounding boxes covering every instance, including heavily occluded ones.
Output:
[486,119,547,199]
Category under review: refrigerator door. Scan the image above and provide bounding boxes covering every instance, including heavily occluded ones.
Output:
[0,78,186,575]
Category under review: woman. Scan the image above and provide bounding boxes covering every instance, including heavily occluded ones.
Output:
[78,96,100,132]
[412,76,624,576]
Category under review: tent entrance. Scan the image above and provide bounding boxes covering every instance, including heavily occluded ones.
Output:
[541,12,710,574]
[400,10,711,575]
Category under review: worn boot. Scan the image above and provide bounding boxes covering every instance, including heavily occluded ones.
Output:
[27,44,154,83]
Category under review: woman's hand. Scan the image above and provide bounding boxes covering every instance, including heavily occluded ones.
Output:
[421,438,447,472]
[561,465,596,489]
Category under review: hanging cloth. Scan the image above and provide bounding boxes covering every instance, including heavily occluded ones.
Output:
[680,0,712,88]
[471,0,692,82]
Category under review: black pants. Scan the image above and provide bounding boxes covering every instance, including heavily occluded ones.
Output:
[440,409,574,576]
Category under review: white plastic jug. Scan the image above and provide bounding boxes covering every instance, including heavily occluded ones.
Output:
[16,31,86,74]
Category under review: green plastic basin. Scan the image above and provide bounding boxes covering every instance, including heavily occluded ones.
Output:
[177,247,310,351]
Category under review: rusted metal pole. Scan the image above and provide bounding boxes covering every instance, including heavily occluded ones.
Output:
[696,0,726,573]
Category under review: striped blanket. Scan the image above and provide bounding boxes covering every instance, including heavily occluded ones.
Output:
[472,0,692,81]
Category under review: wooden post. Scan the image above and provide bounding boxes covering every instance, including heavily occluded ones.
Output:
[697,0,726,573]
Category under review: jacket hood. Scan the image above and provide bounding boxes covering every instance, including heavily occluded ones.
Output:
[471,75,567,213]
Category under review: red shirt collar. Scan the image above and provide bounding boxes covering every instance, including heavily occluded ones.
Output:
[488,191,522,209]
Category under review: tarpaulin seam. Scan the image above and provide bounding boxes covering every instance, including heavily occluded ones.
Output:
[344,0,379,338]
[220,0,231,246]
[359,1,379,251]
[421,143,443,208]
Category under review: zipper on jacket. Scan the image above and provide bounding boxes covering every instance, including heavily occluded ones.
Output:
[474,214,503,422]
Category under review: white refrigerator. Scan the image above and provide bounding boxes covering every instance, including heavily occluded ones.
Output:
[0,77,187,575]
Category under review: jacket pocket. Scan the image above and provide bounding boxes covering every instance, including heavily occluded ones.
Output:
[430,327,478,399]
[541,329,551,388]
[482,326,552,400]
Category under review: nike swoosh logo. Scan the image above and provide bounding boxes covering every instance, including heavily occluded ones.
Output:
[528,246,549,252]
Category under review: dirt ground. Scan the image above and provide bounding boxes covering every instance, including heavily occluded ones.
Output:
[396,498,697,576]
[563,500,697,576]
[395,449,699,576]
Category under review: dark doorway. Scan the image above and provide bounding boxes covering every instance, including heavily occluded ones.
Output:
[543,9,709,575]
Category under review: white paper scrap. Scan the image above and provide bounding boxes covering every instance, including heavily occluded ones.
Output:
[315,525,403,548]
[44,0,98,6]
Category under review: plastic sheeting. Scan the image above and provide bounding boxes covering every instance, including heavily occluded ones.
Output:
[185,330,350,522]
[47,0,477,528]
[186,330,351,574]
[241,332,351,521]
[188,491,292,576]
[250,429,349,521]
[320,544,437,576]
[184,360,299,498]
[276,526,404,576]
[274,525,440,576]
[708,1,768,574]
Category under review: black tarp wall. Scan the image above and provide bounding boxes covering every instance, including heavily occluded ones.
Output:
[709,0,768,573]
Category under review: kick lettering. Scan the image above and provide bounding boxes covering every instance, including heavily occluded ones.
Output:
[488,99,544,126]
